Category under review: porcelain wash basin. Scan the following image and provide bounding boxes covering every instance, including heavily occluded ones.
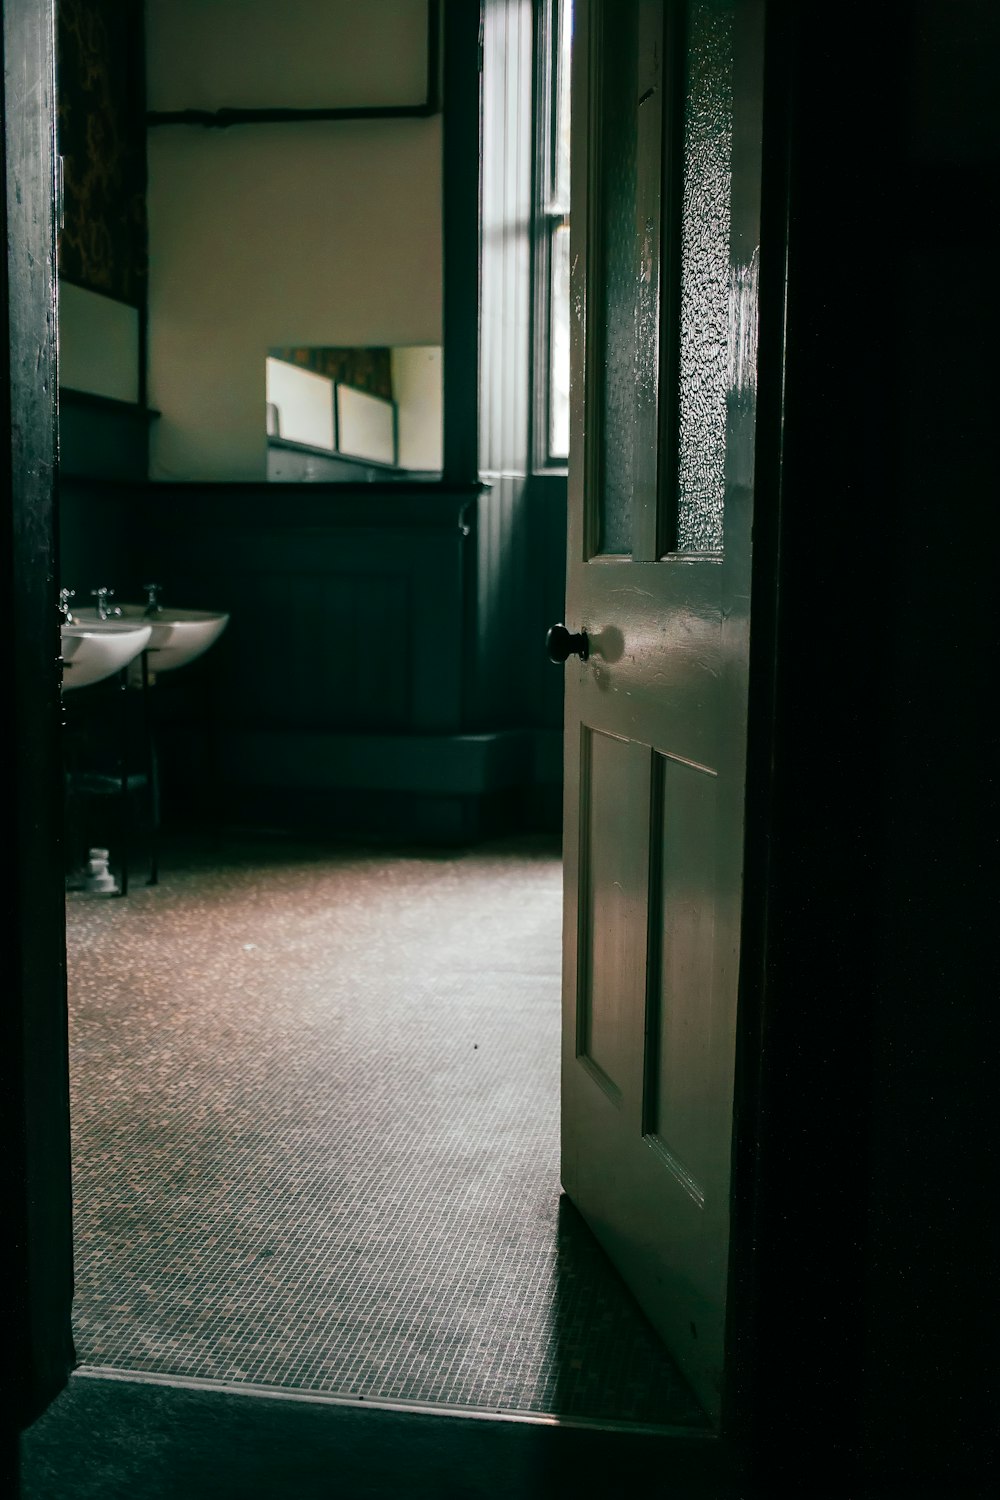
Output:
[61,620,153,690]
[72,604,230,674]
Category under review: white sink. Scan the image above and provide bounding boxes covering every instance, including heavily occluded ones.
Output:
[61,620,153,690]
[72,604,230,675]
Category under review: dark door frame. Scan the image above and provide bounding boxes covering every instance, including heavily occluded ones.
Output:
[3,0,76,1439]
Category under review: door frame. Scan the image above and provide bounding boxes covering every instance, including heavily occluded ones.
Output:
[3,0,76,1437]
[725,0,897,1474]
[5,0,882,1481]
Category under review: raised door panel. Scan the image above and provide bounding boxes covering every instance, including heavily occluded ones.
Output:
[576,727,650,1106]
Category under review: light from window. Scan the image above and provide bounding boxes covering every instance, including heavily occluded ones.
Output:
[551,0,572,213]
[544,0,572,462]
[549,222,571,458]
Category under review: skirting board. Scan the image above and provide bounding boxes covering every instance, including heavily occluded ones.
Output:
[161,726,564,799]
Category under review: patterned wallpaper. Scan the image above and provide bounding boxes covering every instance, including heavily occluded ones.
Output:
[57,0,147,306]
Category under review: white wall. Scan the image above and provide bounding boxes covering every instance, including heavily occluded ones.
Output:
[265,357,334,450]
[59,283,140,403]
[336,385,396,465]
[145,1,442,480]
[392,344,443,471]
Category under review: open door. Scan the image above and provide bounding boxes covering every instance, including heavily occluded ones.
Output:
[557,0,765,1421]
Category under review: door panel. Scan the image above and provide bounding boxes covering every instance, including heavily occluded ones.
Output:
[646,752,719,1198]
[560,0,764,1422]
[577,728,650,1104]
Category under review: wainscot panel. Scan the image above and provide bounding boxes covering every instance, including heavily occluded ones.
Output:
[58,475,144,600]
[155,725,541,845]
[59,389,156,483]
[134,483,479,737]
[125,482,552,839]
[57,477,563,841]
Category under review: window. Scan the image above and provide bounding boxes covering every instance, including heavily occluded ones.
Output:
[535,0,573,467]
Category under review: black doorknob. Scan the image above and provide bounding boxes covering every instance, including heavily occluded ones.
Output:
[546,623,589,663]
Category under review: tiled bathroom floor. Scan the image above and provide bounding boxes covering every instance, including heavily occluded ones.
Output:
[66,833,707,1429]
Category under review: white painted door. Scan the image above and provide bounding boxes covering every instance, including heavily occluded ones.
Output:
[558,0,765,1422]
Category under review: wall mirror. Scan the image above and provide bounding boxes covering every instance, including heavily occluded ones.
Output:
[58,0,445,485]
[265,345,443,481]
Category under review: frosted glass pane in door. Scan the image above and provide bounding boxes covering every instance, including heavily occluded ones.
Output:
[594,0,638,557]
[676,0,734,553]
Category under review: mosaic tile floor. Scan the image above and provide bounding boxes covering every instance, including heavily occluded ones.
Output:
[66,833,708,1429]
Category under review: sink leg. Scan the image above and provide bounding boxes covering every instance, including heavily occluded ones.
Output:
[117,667,130,898]
[141,651,159,886]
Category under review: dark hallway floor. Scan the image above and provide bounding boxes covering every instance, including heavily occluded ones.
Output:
[62,832,707,1430]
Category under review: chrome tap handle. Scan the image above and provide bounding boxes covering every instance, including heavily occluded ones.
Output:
[58,587,76,623]
[90,587,121,620]
[143,582,162,614]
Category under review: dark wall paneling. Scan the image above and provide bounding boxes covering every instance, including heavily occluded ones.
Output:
[223,570,413,733]
[188,724,539,842]
[121,482,515,837]
[520,472,566,828]
[135,484,477,738]
[59,477,141,600]
[468,476,528,729]
[59,389,153,481]
[524,472,568,734]
[213,727,536,797]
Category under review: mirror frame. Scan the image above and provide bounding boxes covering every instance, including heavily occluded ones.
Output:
[147,0,441,128]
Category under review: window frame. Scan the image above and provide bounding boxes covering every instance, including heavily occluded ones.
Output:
[531,0,572,474]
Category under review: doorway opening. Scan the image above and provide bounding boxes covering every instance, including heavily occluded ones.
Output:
[53,0,711,1439]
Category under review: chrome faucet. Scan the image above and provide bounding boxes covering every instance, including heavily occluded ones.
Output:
[58,587,76,623]
[143,582,163,617]
[91,587,121,621]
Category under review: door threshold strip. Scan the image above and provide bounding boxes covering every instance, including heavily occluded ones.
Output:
[73,1364,715,1439]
